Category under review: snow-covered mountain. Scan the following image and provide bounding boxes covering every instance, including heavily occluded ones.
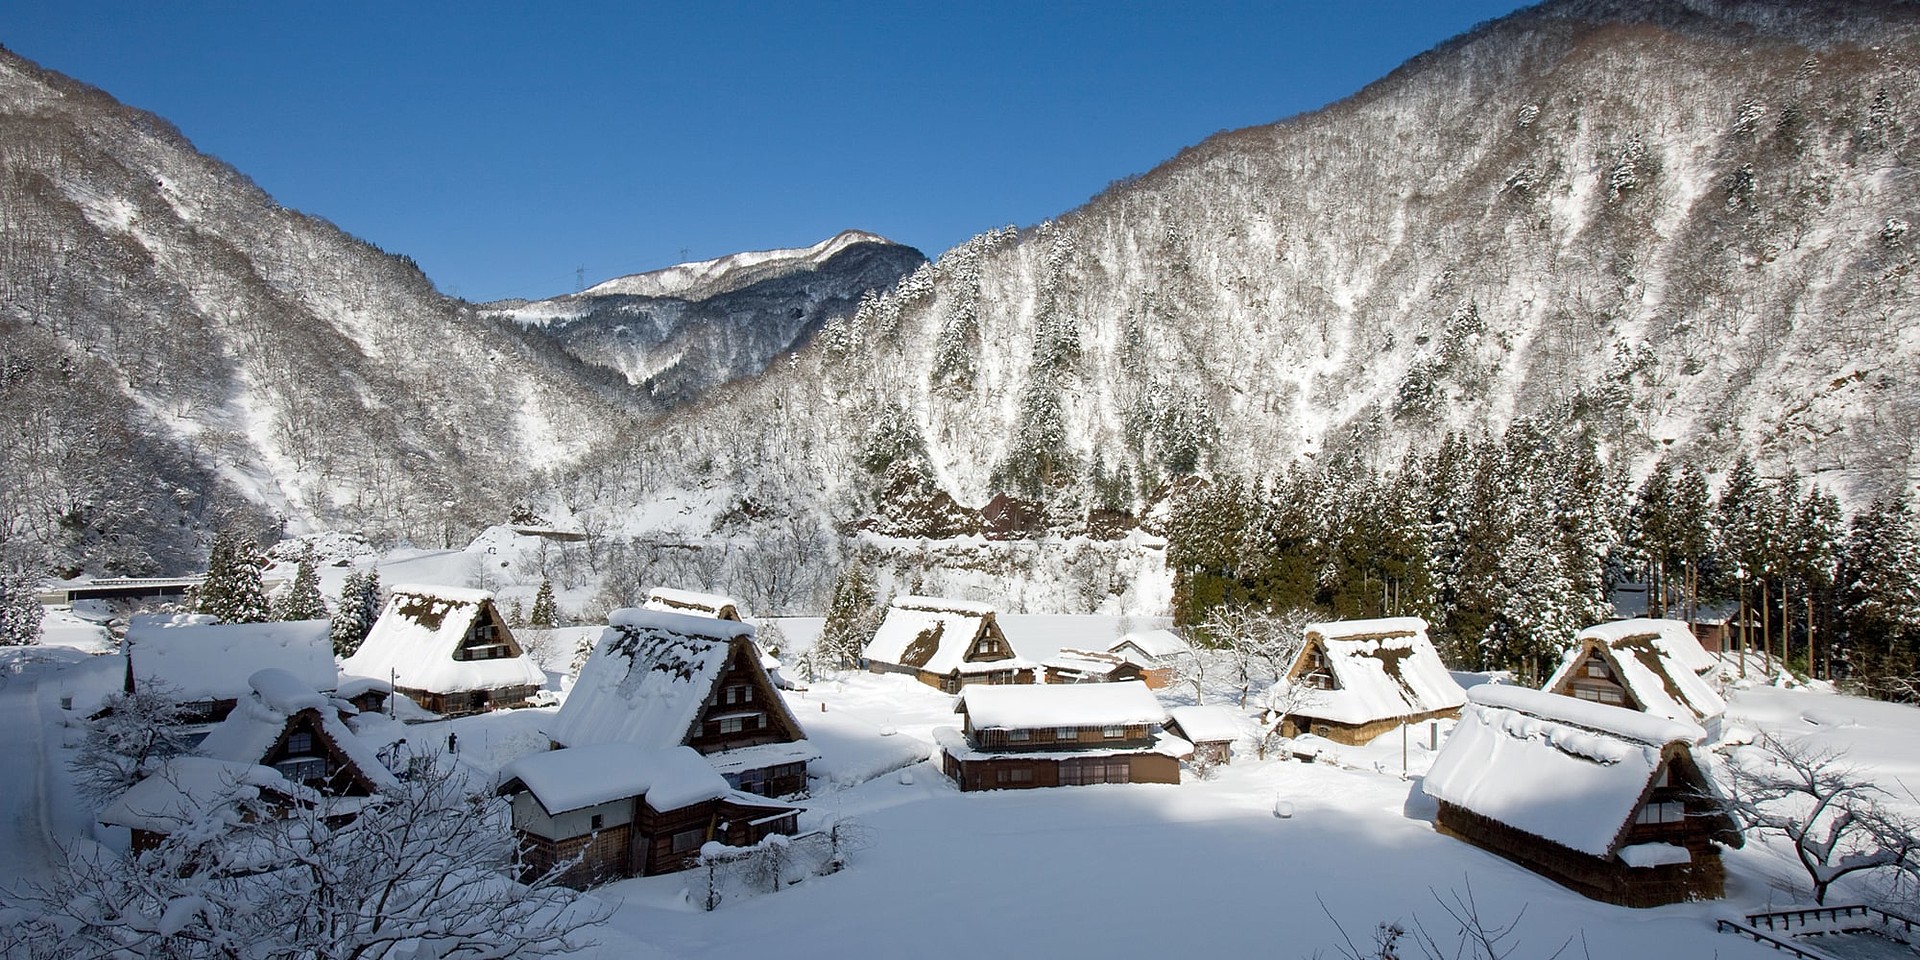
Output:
[573,0,1920,543]
[488,231,925,405]
[0,49,647,574]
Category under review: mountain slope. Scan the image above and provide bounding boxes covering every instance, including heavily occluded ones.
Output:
[574,0,1920,539]
[0,48,642,573]
[490,231,926,405]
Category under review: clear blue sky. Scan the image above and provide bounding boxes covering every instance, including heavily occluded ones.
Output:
[3,2,1534,302]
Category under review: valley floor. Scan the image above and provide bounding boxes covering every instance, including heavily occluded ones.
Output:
[4,623,1909,960]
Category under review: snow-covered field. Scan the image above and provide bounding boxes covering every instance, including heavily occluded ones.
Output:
[5,609,1913,959]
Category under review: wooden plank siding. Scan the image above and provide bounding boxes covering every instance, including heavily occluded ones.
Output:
[1434,802,1727,907]
[964,722,1158,751]
[944,751,1180,792]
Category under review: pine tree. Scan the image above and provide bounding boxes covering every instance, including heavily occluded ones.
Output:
[196,530,270,624]
[1838,496,1920,691]
[330,569,383,658]
[272,547,327,622]
[0,570,44,646]
[817,562,879,672]
[529,577,558,629]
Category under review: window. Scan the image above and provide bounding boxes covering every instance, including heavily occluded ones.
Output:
[976,638,1003,655]
[1586,661,1611,678]
[276,757,326,784]
[1635,801,1686,825]
[590,814,604,830]
[671,828,705,853]
[1573,685,1625,705]
[725,684,753,704]
[1103,725,1126,739]
[1055,726,1078,742]
[997,767,1035,784]
[284,732,314,756]
[718,715,760,735]
[1006,728,1030,742]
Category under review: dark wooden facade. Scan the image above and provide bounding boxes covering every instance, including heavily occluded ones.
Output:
[1434,746,1738,907]
[513,793,800,889]
[686,641,811,797]
[258,708,386,796]
[942,750,1180,791]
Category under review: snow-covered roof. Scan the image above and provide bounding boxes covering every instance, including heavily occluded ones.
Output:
[865,596,1027,675]
[1108,629,1191,661]
[1544,619,1726,725]
[1167,705,1243,744]
[127,617,336,702]
[98,756,300,834]
[196,670,401,793]
[1421,685,1708,858]
[958,680,1167,731]
[702,740,821,777]
[1044,649,1133,674]
[498,743,729,815]
[1284,617,1466,725]
[643,588,743,620]
[546,608,757,750]
[340,585,544,695]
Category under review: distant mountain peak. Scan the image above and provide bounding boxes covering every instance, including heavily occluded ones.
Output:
[581,229,904,302]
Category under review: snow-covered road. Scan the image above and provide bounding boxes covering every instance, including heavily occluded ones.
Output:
[0,654,62,886]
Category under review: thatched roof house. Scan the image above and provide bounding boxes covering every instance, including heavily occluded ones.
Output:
[1422,684,1742,907]
[1271,617,1466,744]
[863,595,1034,692]
[1543,619,1725,733]
[549,608,814,797]
[196,668,401,798]
[341,584,544,716]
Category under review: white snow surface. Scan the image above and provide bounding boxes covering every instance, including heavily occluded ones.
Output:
[97,757,293,835]
[1167,704,1244,744]
[1288,617,1466,724]
[1421,685,1704,857]
[499,743,729,815]
[546,609,754,750]
[340,586,544,696]
[957,680,1167,731]
[126,616,336,702]
[1618,842,1693,868]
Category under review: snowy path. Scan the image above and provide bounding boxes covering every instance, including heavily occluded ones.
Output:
[0,656,61,886]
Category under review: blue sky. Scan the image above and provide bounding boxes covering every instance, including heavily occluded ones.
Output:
[3,2,1533,302]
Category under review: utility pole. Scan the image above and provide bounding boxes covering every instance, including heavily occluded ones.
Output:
[575,266,584,292]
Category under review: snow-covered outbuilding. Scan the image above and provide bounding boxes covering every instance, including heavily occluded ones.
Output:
[549,608,815,797]
[1271,617,1466,745]
[863,595,1034,693]
[98,756,312,854]
[340,584,544,716]
[123,614,337,725]
[937,680,1188,791]
[496,743,801,887]
[1165,704,1242,766]
[1543,619,1725,734]
[196,668,401,798]
[1421,684,1742,907]
[1106,629,1191,689]
[1042,648,1150,685]
[643,587,744,621]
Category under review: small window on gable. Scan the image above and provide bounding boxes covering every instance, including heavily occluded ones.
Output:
[1586,660,1610,678]
[285,731,314,756]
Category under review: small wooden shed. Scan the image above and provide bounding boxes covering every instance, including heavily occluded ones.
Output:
[497,743,801,888]
[1166,705,1241,767]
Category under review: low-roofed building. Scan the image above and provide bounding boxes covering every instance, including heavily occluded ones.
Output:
[124,614,336,726]
[1422,684,1742,907]
[98,756,312,854]
[937,680,1187,791]
[1165,704,1242,767]
[1107,629,1191,689]
[497,743,800,886]
[340,584,545,716]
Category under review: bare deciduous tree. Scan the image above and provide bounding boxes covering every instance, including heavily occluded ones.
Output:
[1723,732,1920,904]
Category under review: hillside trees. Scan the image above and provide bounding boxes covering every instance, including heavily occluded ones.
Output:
[194,530,269,624]
[271,546,327,622]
